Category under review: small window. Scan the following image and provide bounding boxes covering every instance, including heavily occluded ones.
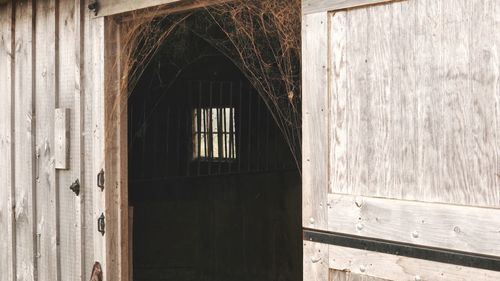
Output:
[193,107,236,161]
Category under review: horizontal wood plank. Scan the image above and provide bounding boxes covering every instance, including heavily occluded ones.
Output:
[303,0,400,14]
[328,193,500,257]
[329,245,500,281]
[96,0,229,17]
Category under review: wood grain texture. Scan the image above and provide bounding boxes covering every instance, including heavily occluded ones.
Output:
[303,0,401,14]
[328,193,500,256]
[97,0,181,16]
[329,245,500,281]
[82,0,97,279]
[329,270,389,281]
[329,10,347,196]
[104,17,128,281]
[303,11,329,281]
[304,241,329,281]
[302,12,329,231]
[55,109,70,170]
[83,0,107,278]
[0,2,16,280]
[58,0,84,280]
[329,0,500,208]
[14,1,37,280]
[34,0,60,280]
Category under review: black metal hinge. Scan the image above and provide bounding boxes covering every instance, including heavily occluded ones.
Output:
[69,179,80,196]
[97,213,105,236]
[97,169,105,191]
[88,0,98,16]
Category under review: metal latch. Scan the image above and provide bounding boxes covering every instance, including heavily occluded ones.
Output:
[97,213,105,236]
[97,169,104,191]
[70,179,80,196]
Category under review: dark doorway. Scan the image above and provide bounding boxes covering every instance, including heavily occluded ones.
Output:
[128,19,301,281]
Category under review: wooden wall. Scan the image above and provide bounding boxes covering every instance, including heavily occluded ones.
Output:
[0,0,107,280]
[302,0,500,280]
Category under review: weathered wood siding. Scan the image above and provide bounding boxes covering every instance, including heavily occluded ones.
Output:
[0,0,106,280]
[329,0,500,208]
[303,0,500,280]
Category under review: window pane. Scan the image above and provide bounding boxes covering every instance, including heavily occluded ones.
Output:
[192,107,236,160]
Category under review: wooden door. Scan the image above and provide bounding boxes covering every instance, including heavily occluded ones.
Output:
[302,0,500,280]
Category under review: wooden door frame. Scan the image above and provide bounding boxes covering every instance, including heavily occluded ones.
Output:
[102,1,235,280]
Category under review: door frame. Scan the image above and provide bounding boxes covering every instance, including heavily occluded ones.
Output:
[102,1,236,280]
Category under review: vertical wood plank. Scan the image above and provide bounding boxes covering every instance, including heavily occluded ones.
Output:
[83,0,106,278]
[329,11,348,194]
[495,0,500,205]
[441,0,474,206]
[345,6,368,196]
[469,0,500,207]
[302,11,329,281]
[55,109,70,170]
[364,0,393,198]
[390,0,417,200]
[0,2,16,280]
[79,0,97,279]
[302,11,329,231]
[104,17,128,281]
[414,0,445,202]
[34,0,60,280]
[74,0,85,279]
[14,0,37,280]
[58,0,85,279]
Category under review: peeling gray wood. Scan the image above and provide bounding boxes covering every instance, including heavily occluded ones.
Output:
[329,245,500,281]
[303,0,401,14]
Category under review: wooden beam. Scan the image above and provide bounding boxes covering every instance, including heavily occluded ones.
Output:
[96,0,230,17]
[329,245,500,281]
[328,194,500,257]
[302,0,402,14]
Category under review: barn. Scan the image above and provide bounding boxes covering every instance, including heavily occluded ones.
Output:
[0,0,499,281]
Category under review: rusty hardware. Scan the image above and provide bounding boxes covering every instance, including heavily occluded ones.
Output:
[97,169,104,191]
[97,213,105,236]
[69,179,80,196]
[88,0,98,16]
[90,262,103,281]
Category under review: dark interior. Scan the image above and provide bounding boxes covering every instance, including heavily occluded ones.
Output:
[128,20,301,281]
